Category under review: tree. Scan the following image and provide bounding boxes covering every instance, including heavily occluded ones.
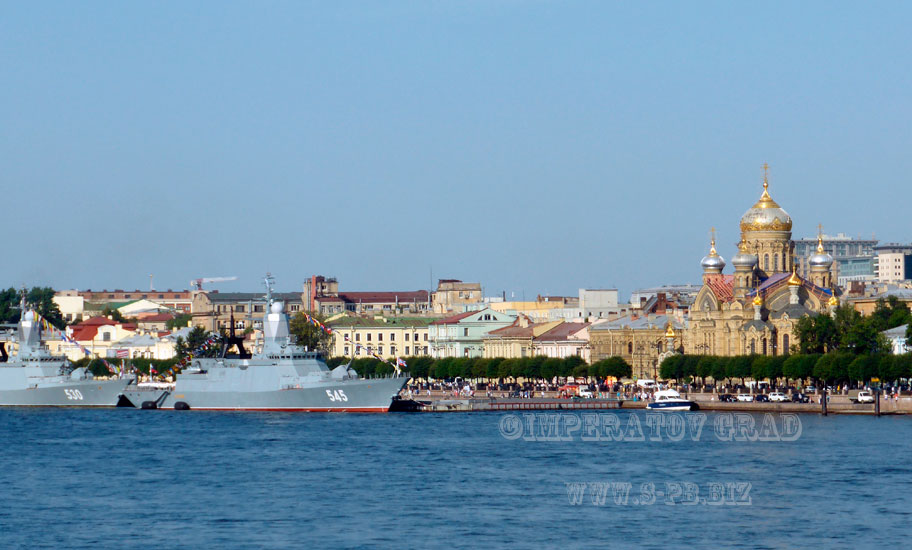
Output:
[591,357,632,379]
[795,314,837,353]
[289,311,332,354]
[27,287,66,329]
[101,306,126,323]
[659,355,682,380]
[175,326,220,360]
[166,313,192,330]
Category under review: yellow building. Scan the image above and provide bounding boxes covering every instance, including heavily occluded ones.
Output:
[326,317,432,359]
[482,317,562,358]
[490,298,574,322]
[687,166,837,356]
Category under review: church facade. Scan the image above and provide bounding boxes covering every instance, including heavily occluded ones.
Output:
[682,168,839,357]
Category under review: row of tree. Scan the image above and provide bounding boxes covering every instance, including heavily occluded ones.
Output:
[795,297,912,354]
[323,355,633,380]
[660,352,912,387]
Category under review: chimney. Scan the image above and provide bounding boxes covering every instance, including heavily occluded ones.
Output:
[656,292,667,314]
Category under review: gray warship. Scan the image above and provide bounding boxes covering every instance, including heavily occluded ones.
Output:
[123,275,407,411]
[0,298,131,406]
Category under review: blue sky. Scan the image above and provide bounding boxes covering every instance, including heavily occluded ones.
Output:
[2,2,910,299]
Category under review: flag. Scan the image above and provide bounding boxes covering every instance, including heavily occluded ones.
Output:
[396,357,408,368]
[115,349,129,358]
[150,365,158,374]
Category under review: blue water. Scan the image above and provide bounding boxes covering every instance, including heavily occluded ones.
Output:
[0,409,909,550]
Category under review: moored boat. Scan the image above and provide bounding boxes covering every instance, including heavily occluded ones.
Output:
[646,389,699,411]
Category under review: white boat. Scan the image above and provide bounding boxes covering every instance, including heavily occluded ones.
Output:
[646,389,699,411]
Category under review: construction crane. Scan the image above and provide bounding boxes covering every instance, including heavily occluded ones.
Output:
[190,276,238,290]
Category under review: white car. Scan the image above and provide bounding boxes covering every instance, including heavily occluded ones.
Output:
[577,387,595,398]
[854,391,875,403]
[736,394,754,402]
[769,392,789,403]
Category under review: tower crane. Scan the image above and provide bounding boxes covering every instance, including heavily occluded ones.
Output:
[190,276,238,290]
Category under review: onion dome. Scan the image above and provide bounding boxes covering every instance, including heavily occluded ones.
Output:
[665,323,676,338]
[787,270,802,286]
[701,235,726,273]
[827,293,839,307]
[808,234,834,268]
[731,241,759,269]
[752,293,763,306]
[740,170,792,232]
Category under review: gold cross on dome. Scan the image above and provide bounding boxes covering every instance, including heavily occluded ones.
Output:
[762,162,769,189]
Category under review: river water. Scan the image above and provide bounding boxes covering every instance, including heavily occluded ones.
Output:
[0,409,909,549]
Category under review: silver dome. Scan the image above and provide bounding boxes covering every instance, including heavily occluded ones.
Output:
[732,251,758,268]
[808,251,833,268]
[701,253,726,272]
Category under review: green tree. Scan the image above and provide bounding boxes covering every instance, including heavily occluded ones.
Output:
[289,311,332,354]
[101,306,126,323]
[27,287,66,329]
[175,326,220,360]
[166,313,192,330]
[795,314,837,353]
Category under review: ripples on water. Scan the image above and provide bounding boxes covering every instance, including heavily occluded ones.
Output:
[0,409,909,549]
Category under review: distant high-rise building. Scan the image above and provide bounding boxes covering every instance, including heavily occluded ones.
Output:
[794,232,877,281]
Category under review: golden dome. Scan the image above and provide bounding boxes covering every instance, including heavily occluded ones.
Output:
[787,271,802,286]
[752,293,763,306]
[740,169,792,232]
[828,293,839,307]
[665,323,676,338]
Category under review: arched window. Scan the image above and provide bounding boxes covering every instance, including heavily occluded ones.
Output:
[782,253,787,271]
[774,255,779,272]
[764,254,770,271]
[762,338,767,355]
[750,339,756,354]
[627,342,633,355]
[783,334,790,354]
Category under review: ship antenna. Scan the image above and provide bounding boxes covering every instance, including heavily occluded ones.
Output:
[19,285,27,322]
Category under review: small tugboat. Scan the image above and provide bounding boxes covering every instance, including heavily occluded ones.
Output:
[125,274,408,411]
[646,389,699,411]
[0,296,132,406]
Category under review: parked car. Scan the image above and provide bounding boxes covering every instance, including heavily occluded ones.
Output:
[769,392,789,403]
[578,387,595,399]
[719,394,736,402]
[791,393,810,403]
[736,394,754,402]
[754,394,770,402]
[853,391,875,404]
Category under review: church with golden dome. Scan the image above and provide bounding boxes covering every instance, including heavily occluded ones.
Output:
[684,165,839,356]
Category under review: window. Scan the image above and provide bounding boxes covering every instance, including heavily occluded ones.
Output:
[463,328,469,336]
[356,334,361,342]
[390,333,395,341]
[378,333,383,341]
[405,333,410,341]
[290,305,300,312]
[774,255,779,271]
[764,254,770,271]
[762,338,767,355]
[783,334,790,354]
[423,346,428,354]
[378,346,384,355]
[367,333,372,342]
[627,342,632,354]
[344,346,349,355]
[254,305,264,312]
[391,346,396,355]
[405,346,410,355]
[750,339,756,354]
[103,331,111,342]
[424,334,428,341]
[159,294,164,299]
[236,305,245,313]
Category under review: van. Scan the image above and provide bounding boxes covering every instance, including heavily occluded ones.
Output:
[636,379,656,389]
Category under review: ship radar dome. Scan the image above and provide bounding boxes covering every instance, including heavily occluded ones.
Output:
[270,301,284,314]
